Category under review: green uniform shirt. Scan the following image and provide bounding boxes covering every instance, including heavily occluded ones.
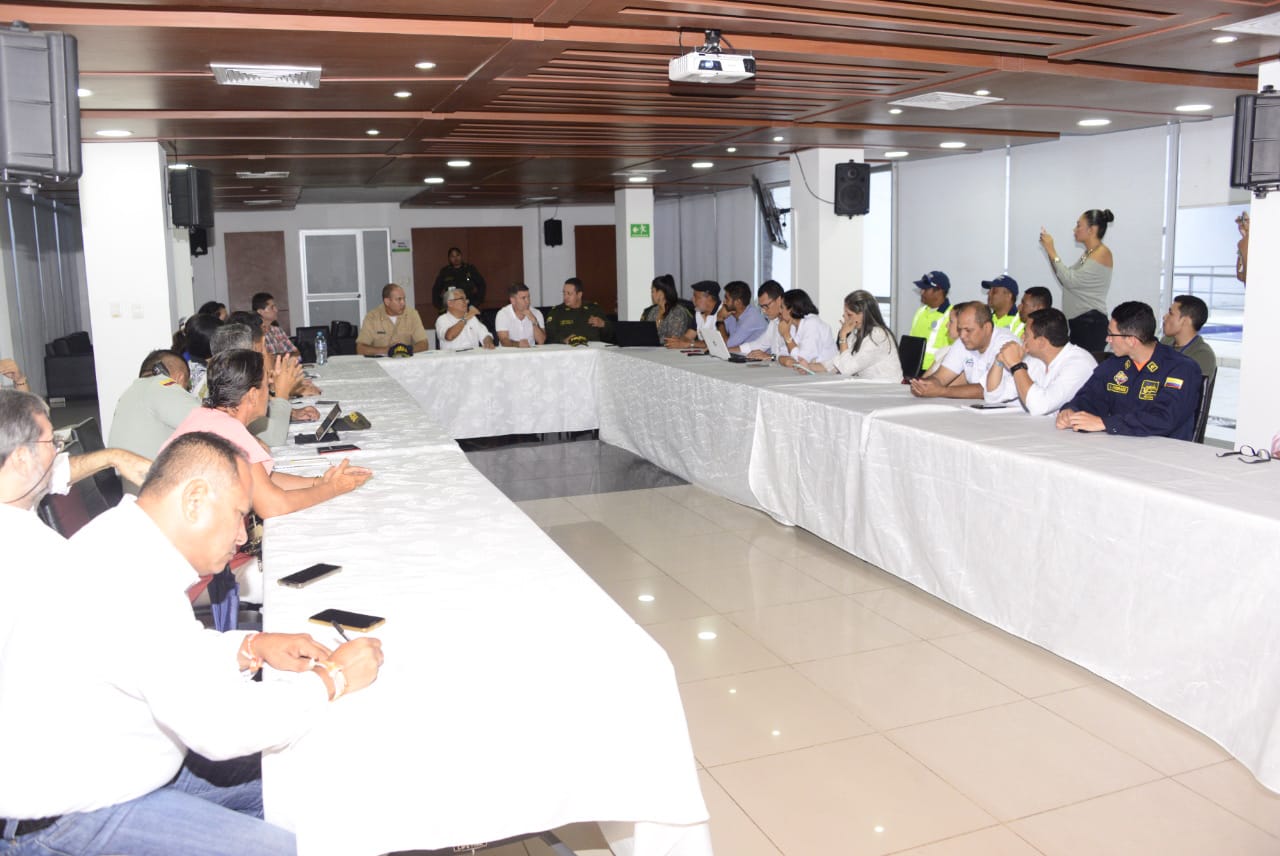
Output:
[993,312,1025,339]
[1159,334,1217,378]
[545,302,614,343]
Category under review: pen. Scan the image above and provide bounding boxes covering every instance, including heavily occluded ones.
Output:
[331,620,350,642]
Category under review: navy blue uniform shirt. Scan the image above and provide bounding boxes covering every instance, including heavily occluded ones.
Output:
[1061,342,1203,441]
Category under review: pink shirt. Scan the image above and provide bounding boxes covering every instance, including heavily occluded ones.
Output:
[166,407,274,474]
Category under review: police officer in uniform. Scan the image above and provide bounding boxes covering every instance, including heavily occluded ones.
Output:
[908,271,953,372]
[1057,301,1203,441]
[432,247,486,309]
[982,274,1025,338]
[545,277,614,343]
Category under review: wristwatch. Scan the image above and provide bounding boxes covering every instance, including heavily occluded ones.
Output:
[1009,362,1028,374]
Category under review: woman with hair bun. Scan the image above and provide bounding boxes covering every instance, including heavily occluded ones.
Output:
[1039,208,1114,352]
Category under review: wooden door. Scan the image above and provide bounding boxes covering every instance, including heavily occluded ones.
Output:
[411,226,523,325]
[225,231,290,331]
[573,224,617,314]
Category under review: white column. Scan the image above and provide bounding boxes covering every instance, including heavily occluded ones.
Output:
[1236,61,1280,451]
[171,228,194,320]
[80,142,184,439]
[614,187,655,320]
[789,148,865,326]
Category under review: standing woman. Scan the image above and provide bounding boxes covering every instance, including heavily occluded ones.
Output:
[1039,209,1114,352]
[820,290,901,379]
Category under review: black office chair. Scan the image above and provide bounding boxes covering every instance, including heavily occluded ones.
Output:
[897,335,926,379]
[36,425,122,537]
[1192,369,1217,445]
[293,325,329,362]
[615,321,659,347]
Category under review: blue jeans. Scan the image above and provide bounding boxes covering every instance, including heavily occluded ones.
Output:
[0,754,294,856]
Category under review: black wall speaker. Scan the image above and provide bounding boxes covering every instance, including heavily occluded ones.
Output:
[170,167,215,229]
[544,217,563,247]
[0,26,81,180]
[189,226,209,257]
[1231,86,1280,196]
[834,162,871,217]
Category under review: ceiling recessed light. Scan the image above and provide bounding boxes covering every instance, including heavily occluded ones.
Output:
[974,89,991,96]
[691,161,714,168]
[366,129,380,136]
[423,177,444,184]
[77,88,92,98]
[1077,118,1111,127]
[628,176,648,183]
[697,631,718,641]
[637,594,655,602]
[394,90,412,98]
[888,108,903,115]
[414,61,437,70]
[726,146,737,153]
[939,141,966,149]
[1176,104,1213,113]
[772,135,784,142]
[446,159,471,168]
[236,170,289,179]
[167,163,190,170]
[884,150,909,158]
[1213,35,1238,44]
[94,129,132,137]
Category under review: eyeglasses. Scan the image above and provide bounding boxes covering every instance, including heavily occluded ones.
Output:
[448,296,466,303]
[32,437,66,454]
[1217,445,1272,465]
[1104,331,1129,338]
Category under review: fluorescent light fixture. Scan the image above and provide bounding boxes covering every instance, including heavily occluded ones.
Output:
[974,89,991,96]
[423,177,445,184]
[366,129,380,136]
[726,146,737,153]
[883,150,909,158]
[446,159,471,168]
[628,176,648,183]
[167,163,191,171]
[415,61,437,70]
[394,90,412,98]
[1176,104,1212,113]
[1077,118,1111,127]
[888,108,903,115]
[210,63,321,89]
[691,161,714,168]
[772,135,784,142]
[236,170,289,179]
[1213,35,1238,44]
[939,141,966,149]
[77,88,92,98]
[94,129,132,137]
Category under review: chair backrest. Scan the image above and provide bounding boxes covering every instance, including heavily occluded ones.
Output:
[50,337,72,356]
[330,320,355,339]
[66,331,92,354]
[615,321,660,348]
[1192,368,1217,445]
[897,335,926,379]
[477,307,499,336]
[36,427,122,537]
[294,325,328,345]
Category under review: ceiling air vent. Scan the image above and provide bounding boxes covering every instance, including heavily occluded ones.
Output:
[243,199,283,206]
[236,171,290,179]
[211,63,321,89]
[889,92,1003,111]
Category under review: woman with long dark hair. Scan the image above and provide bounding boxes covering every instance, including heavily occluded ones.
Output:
[1039,208,1114,351]
[777,289,836,370]
[641,275,694,342]
[821,290,900,379]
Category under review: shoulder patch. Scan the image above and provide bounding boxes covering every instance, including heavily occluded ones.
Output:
[1164,377,1184,390]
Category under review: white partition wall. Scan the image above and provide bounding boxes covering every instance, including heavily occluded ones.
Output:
[1009,125,1172,312]
[894,148,1007,333]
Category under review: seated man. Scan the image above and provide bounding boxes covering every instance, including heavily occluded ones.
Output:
[667,281,720,349]
[494,283,546,348]
[252,291,299,356]
[717,280,767,350]
[1018,285,1052,324]
[1058,301,1203,440]
[742,280,785,358]
[987,308,1097,415]
[0,430,383,855]
[109,349,200,459]
[435,287,495,350]
[545,277,613,343]
[357,283,430,355]
[909,302,1017,401]
[1160,294,1217,377]
[908,271,953,372]
[212,323,320,444]
[227,312,319,397]
[982,274,1024,338]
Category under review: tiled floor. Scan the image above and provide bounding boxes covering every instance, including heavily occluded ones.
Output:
[463,435,687,501]
[494,479,1280,856]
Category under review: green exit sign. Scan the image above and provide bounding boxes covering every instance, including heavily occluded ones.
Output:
[629,223,651,238]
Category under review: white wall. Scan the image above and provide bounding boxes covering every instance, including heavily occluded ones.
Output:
[196,202,615,316]
[1180,116,1252,209]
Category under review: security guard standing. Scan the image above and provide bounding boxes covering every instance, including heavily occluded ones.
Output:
[908,271,953,372]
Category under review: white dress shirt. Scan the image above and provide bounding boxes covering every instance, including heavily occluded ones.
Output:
[494,305,545,346]
[436,312,492,351]
[740,317,781,355]
[829,326,901,380]
[1019,342,1098,415]
[0,500,327,818]
[781,315,838,364]
[694,307,719,342]
[940,326,1017,401]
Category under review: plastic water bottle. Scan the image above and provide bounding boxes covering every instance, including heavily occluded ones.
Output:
[314,330,328,365]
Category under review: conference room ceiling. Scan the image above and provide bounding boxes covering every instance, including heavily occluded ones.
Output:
[10,0,1278,210]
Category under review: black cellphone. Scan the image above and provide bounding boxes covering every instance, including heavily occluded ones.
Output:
[278,562,342,588]
[316,399,338,406]
[317,443,360,454]
[309,608,385,632]
[362,354,384,358]
[970,403,1011,410]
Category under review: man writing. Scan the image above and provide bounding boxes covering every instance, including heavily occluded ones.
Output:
[435,287,496,350]
[1058,301,1203,440]
[987,308,1097,415]
[495,283,546,347]
[910,302,1017,401]
[357,283,430,355]
[546,278,613,343]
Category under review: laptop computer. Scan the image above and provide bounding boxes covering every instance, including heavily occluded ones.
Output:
[293,403,342,444]
[615,320,661,348]
[704,327,747,363]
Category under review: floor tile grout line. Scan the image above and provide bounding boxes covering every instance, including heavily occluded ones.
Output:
[699,766,790,856]
[1165,769,1280,841]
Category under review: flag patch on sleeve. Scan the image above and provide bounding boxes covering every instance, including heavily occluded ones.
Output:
[1164,377,1184,390]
